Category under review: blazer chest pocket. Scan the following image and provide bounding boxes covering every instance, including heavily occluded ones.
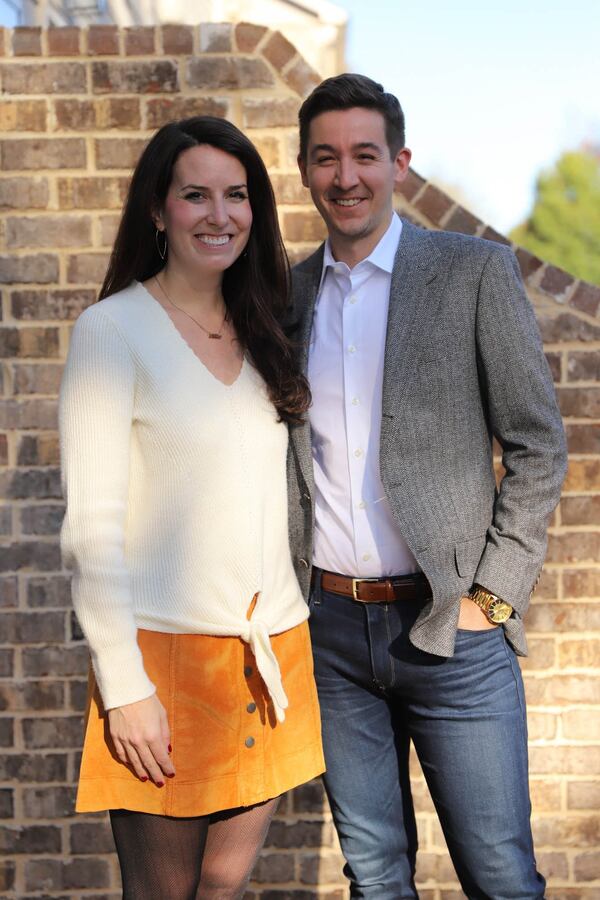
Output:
[454,534,486,578]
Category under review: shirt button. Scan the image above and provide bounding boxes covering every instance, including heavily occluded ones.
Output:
[362,553,371,561]
[348,345,356,354]
[246,702,257,714]
[358,501,366,509]
[245,737,255,748]
[244,665,253,677]
[352,397,360,405]
[349,295,358,304]
[354,449,363,458]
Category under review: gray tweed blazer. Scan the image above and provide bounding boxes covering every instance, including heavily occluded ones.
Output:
[287,219,567,657]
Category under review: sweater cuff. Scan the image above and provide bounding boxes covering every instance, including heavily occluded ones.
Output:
[90,641,156,711]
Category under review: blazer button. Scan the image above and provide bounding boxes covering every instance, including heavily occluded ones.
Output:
[299,558,309,568]
[303,493,311,503]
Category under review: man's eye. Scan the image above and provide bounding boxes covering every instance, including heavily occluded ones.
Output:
[316,156,335,165]
[358,154,376,161]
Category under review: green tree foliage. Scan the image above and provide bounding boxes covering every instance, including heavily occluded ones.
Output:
[510,150,600,285]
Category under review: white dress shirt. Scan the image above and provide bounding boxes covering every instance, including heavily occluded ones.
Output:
[308,213,419,578]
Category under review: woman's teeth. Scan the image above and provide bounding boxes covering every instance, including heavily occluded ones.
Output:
[198,235,230,245]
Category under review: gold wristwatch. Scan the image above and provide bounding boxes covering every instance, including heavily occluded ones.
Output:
[468,585,513,624]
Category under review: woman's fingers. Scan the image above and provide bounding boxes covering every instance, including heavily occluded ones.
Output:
[107,694,174,784]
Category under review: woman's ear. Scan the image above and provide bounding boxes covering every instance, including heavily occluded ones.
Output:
[152,208,164,232]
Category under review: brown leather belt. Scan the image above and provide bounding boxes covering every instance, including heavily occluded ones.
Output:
[313,569,432,604]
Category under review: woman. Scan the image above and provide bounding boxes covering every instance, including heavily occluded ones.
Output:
[59,116,324,899]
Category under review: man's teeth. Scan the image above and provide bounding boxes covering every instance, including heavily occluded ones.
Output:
[198,235,230,245]
[335,199,362,207]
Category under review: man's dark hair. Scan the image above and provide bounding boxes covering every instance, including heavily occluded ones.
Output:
[298,73,405,161]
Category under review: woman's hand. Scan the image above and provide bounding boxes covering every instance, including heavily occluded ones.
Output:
[457,595,498,630]
[108,693,175,785]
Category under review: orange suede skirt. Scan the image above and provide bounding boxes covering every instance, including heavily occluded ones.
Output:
[76,621,324,816]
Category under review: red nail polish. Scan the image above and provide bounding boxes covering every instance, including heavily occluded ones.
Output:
[167,773,175,778]
[140,776,148,782]
[168,744,172,753]
[156,781,164,788]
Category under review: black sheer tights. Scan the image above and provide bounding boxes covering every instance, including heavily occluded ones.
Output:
[110,797,279,900]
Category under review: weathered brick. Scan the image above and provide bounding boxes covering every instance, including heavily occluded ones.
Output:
[0,100,47,132]
[199,23,233,53]
[22,645,88,679]
[22,715,83,750]
[0,327,60,359]
[161,24,194,55]
[517,638,555,669]
[47,27,81,56]
[292,778,326,813]
[413,184,454,226]
[86,25,119,56]
[545,351,561,381]
[540,265,575,298]
[235,22,267,53]
[482,225,511,246]
[70,610,84,642]
[0,176,49,210]
[0,611,65,644]
[58,176,129,210]
[0,681,64,712]
[0,541,61,573]
[0,577,17,609]
[558,639,600,669]
[146,96,229,128]
[524,674,600,705]
[0,399,58,430]
[568,780,600,810]
[569,281,600,318]
[54,97,141,131]
[124,26,155,55]
[444,205,481,236]
[270,173,310,205]
[562,709,600,741]
[99,214,120,246]
[69,820,116,854]
[12,288,95,321]
[0,752,68,783]
[20,503,64,534]
[69,678,88,710]
[25,856,111,891]
[546,532,600,564]
[283,211,328,243]
[242,97,298,129]
[94,138,146,170]
[537,311,600,343]
[53,98,96,131]
[282,56,320,98]
[526,602,600,633]
[0,433,8,465]
[532,813,600,847]
[262,31,296,71]
[566,425,600,453]
[5,216,92,250]
[66,252,110,284]
[266,820,325,848]
[574,851,600,883]
[529,779,562,812]
[92,59,178,94]
[563,570,600,598]
[518,249,547,281]
[0,859,15,892]
[567,350,600,382]
[396,169,426,203]
[300,853,346,884]
[0,824,61,854]
[17,435,60,467]
[187,56,274,90]
[0,62,86,94]
[0,649,14,677]
[13,363,62,394]
[0,718,14,747]
[0,788,13,818]
[23,786,75,818]
[12,27,42,56]
[0,507,12,536]
[2,468,61,500]
[561,496,600,526]
[0,254,58,284]
[27,575,71,608]
[563,460,600,492]
[0,138,86,171]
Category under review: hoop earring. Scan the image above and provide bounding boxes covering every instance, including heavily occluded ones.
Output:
[155,228,167,261]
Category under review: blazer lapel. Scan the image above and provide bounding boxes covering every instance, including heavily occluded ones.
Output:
[382,220,446,418]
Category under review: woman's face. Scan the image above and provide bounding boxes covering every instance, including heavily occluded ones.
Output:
[155,144,253,279]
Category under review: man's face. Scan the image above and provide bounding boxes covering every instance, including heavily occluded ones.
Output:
[298,107,411,263]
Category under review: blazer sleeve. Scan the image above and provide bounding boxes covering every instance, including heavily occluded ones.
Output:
[472,245,567,614]
[59,307,156,709]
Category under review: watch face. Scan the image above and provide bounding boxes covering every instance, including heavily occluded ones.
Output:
[488,599,513,624]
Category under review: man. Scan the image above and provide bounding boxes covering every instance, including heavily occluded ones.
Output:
[287,73,567,899]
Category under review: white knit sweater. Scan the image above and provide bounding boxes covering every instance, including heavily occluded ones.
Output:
[59,281,307,721]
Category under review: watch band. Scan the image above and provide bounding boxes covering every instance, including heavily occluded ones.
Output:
[468,585,513,624]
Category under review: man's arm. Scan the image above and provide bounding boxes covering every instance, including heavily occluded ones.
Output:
[472,245,567,616]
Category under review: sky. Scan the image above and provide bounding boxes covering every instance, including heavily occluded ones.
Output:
[1,0,598,233]
[336,0,600,231]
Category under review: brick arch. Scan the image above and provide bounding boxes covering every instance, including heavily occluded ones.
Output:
[0,23,599,898]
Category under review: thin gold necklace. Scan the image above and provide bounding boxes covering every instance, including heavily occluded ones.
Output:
[154,275,228,340]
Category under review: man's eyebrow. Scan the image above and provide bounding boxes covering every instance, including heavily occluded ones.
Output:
[309,141,383,156]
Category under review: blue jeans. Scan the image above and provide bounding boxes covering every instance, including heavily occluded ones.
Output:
[309,581,546,899]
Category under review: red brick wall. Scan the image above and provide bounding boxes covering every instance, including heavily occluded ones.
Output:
[1,25,599,898]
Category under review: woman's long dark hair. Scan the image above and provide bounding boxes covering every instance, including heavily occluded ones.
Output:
[99,116,310,424]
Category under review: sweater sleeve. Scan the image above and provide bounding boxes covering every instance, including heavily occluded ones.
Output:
[59,306,156,709]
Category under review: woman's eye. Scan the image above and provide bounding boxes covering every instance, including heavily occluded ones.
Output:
[230,191,249,201]
[183,191,204,201]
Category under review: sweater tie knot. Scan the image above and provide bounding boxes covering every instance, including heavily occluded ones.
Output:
[240,619,288,723]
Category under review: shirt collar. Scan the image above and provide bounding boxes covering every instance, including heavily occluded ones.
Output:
[318,213,403,293]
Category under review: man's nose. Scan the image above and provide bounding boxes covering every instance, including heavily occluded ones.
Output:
[334,158,359,191]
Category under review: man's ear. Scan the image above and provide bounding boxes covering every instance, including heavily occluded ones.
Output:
[393,147,412,188]
[297,153,309,189]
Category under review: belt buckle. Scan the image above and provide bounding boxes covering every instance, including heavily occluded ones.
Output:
[351,577,380,602]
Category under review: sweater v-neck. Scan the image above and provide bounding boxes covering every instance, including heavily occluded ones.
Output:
[136,280,247,389]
